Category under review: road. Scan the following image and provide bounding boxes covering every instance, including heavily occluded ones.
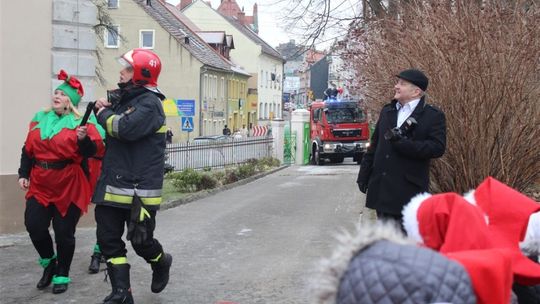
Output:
[0,163,365,304]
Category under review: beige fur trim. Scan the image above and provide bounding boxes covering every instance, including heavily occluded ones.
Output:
[463,189,476,205]
[402,192,431,244]
[520,211,540,256]
[463,189,489,224]
[311,222,412,304]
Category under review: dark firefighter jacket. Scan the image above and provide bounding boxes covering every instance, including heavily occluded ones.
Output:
[92,85,166,210]
[357,96,446,215]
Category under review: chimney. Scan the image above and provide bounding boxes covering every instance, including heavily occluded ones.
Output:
[238,10,245,25]
[252,3,259,33]
[178,0,192,10]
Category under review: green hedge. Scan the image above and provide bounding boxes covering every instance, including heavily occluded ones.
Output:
[166,157,280,193]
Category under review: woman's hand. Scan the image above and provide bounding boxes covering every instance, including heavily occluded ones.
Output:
[76,126,88,140]
[18,178,29,191]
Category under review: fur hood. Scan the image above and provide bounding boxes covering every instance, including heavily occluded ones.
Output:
[311,223,412,304]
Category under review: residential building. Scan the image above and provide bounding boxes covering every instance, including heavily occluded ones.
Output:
[277,40,305,105]
[98,0,250,140]
[297,49,325,104]
[1,0,97,233]
[216,0,258,34]
[181,0,284,123]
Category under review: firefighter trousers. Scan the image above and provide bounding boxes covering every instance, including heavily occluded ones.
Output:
[95,205,163,262]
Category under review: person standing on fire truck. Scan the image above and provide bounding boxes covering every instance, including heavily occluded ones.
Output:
[93,49,172,304]
[356,69,446,231]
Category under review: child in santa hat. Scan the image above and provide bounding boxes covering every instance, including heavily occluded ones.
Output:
[402,177,540,303]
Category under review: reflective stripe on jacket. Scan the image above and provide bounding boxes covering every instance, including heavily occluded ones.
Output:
[92,87,166,210]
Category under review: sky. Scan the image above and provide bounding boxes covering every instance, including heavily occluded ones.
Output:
[166,0,295,48]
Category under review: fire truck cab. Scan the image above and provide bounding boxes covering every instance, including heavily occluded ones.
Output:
[309,98,370,165]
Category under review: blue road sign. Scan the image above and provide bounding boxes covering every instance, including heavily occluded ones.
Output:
[176,99,195,117]
[181,116,194,132]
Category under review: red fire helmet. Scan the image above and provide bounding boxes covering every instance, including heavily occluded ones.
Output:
[118,48,161,87]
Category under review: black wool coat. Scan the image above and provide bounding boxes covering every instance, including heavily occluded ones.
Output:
[357,96,446,215]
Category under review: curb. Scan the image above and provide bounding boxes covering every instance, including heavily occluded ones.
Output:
[161,165,290,210]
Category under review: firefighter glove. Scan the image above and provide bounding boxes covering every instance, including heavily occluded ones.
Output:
[127,194,151,246]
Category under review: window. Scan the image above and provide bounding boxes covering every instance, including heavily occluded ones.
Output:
[105,25,119,48]
[140,30,155,49]
[213,76,218,99]
[221,77,225,101]
[204,75,208,100]
[108,0,119,8]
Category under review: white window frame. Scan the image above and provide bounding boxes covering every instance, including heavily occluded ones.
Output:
[139,29,155,49]
[108,0,119,9]
[104,25,120,48]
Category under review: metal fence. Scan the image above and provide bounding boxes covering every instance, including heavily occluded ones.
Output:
[165,136,274,171]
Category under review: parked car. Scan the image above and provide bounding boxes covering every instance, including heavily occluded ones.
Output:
[192,135,229,143]
[164,152,175,174]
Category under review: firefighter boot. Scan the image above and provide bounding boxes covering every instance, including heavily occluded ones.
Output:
[88,252,103,274]
[150,253,172,293]
[103,263,134,304]
[37,255,57,289]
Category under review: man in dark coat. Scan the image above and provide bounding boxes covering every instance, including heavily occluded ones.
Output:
[356,69,446,229]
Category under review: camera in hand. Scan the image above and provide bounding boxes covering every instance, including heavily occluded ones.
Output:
[384,117,418,142]
[107,89,122,106]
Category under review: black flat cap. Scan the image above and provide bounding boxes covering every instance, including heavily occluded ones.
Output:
[396,69,429,91]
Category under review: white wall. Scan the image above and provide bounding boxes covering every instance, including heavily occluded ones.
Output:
[1,1,52,174]
[258,54,283,120]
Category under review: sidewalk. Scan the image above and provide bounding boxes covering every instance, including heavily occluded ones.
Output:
[0,166,290,304]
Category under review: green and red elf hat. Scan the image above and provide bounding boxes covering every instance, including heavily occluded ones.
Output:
[56,69,84,106]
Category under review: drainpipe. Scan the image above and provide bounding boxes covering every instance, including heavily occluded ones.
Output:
[199,66,208,136]
[227,70,236,130]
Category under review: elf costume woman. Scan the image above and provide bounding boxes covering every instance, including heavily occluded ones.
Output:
[17,70,105,294]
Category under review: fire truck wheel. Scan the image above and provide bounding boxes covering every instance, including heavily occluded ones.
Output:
[311,146,324,166]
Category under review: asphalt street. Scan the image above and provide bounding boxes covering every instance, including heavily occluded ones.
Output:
[0,163,365,304]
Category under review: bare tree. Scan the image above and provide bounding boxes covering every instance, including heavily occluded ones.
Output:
[92,0,126,85]
[341,0,540,194]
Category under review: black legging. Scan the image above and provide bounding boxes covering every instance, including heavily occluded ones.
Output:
[24,197,81,276]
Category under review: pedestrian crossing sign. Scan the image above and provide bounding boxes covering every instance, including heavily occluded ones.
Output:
[181,116,194,132]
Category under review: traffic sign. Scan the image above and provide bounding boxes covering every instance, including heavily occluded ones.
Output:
[181,117,194,132]
[176,100,195,117]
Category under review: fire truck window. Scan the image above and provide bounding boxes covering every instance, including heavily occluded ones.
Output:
[326,108,366,124]
[313,109,320,122]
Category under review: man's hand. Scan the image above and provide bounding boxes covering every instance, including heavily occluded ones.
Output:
[357,182,368,194]
[95,97,111,115]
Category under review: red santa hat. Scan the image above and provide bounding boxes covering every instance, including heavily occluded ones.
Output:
[402,192,492,253]
[463,176,540,285]
[402,192,513,303]
[446,249,514,304]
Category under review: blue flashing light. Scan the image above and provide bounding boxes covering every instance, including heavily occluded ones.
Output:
[325,97,342,103]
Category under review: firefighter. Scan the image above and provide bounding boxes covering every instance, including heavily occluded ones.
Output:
[93,49,172,304]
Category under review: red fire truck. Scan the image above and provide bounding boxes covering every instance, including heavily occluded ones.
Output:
[309,99,370,165]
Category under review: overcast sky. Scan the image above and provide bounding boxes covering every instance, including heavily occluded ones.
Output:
[166,0,295,48]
